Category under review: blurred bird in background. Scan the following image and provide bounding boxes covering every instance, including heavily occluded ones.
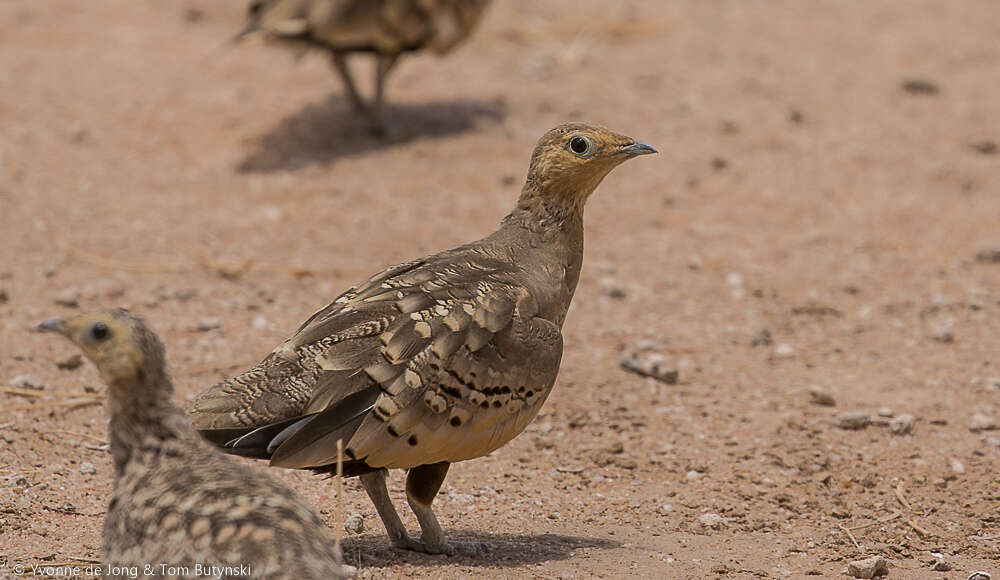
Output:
[238,0,491,135]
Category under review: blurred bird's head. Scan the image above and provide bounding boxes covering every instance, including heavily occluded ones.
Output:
[38,309,167,387]
[238,0,311,42]
[524,123,657,207]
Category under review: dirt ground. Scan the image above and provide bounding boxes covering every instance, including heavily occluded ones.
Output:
[2,1,999,578]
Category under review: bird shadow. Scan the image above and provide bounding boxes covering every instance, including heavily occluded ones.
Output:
[341,531,619,569]
[236,95,507,173]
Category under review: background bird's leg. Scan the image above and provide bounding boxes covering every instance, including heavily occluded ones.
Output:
[359,469,414,550]
[330,52,368,115]
[368,52,401,135]
[405,462,487,556]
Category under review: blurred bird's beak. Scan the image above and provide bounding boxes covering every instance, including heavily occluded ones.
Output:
[622,141,658,158]
[37,317,68,336]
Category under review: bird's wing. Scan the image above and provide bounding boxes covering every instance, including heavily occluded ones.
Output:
[188,246,563,469]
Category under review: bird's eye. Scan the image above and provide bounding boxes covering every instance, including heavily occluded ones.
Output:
[568,136,593,156]
[89,322,110,342]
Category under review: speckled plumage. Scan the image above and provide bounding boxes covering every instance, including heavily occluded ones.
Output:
[39,310,353,579]
[240,0,491,133]
[187,123,657,554]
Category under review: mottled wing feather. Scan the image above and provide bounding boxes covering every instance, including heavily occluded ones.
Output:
[190,242,563,470]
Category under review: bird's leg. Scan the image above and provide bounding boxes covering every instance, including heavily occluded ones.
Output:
[368,52,401,136]
[359,469,414,550]
[406,462,487,556]
[330,52,369,115]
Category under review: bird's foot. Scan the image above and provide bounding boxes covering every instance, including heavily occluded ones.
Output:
[390,535,487,557]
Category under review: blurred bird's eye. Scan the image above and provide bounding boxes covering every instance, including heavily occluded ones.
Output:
[568,136,594,156]
[89,322,111,342]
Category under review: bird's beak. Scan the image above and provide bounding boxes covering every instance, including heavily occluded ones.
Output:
[622,140,658,158]
[37,317,68,336]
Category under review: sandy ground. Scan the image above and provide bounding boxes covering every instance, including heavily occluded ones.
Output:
[2,1,999,578]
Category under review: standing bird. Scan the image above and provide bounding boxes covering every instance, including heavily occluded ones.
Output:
[239,0,491,134]
[39,310,354,579]
[186,123,657,555]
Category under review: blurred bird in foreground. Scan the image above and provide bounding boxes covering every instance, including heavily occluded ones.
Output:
[187,123,656,555]
[239,0,491,134]
[39,310,353,579]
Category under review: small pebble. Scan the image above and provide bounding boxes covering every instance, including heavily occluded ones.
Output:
[0,289,8,303]
[773,343,795,358]
[932,478,947,489]
[344,513,364,535]
[195,318,222,332]
[685,470,701,482]
[53,289,80,308]
[600,279,627,300]
[949,458,965,475]
[56,354,84,371]
[968,572,991,580]
[900,78,940,95]
[698,513,724,530]
[931,558,952,572]
[970,141,998,155]
[975,247,1000,263]
[846,555,889,579]
[808,386,836,407]
[4,474,28,488]
[889,414,915,435]
[930,329,954,343]
[750,327,773,347]
[10,374,45,390]
[876,407,894,418]
[833,411,870,430]
[252,316,269,330]
[619,351,678,384]
[79,462,96,475]
[658,503,673,514]
[969,413,997,432]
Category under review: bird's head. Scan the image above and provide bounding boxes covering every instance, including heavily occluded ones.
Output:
[38,309,166,386]
[239,0,311,41]
[524,123,657,207]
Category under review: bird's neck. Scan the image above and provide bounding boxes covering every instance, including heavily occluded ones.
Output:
[500,186,586,323]
[105,369,187,479]
[506,185,586,235]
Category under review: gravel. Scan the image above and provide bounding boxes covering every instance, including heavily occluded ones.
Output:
[808,386,836,406]
[698,513,724,530]
[10,374,45,390]
[195,318,222,332]
[619,351,679,384]
[969,413,997,432]
[56,354,84,371]
[53,289,80,307]
[889,414,915,435]
[833,411,870,430]
[773,343,795,358]
[974,247,1000,263]
[344,513,364,535]
[846,555,889,578]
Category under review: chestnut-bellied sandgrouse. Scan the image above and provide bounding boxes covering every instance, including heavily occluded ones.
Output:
[39,310,354,579]
[239,0,491,134]
[186,123,657,555]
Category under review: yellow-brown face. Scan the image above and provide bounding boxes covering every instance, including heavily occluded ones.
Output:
[38,309,156,384]
[526,123,657,203]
